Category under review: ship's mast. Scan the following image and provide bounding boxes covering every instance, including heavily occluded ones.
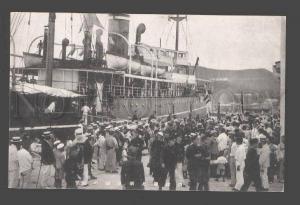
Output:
[45,12,56,87]
[169,14,187,51]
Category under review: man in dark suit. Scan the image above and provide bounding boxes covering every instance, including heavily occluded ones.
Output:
[160,136,178,190]
[241,138,263,192]
[121,146,145,190]
[40,131,55,189]
[186,133,210,191]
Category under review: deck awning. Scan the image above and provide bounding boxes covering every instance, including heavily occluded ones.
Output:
[10,82,84,98]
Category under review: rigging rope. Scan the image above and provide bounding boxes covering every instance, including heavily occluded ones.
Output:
[13,13,26,37]
[70,13,73,43]
[165,21,174,48]
[65,13,67,37]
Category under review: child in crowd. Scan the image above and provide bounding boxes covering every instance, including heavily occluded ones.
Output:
[215,151,228,182]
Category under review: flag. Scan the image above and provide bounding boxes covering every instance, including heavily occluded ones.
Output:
[45,101,55,113]
[204,89,210,104]
[80,13,104,33]
[95,81,103,113]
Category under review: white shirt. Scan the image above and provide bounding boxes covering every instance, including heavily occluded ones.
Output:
[235,144,246,167]
[217,132,229,151]
[216,156,228,165]
[251,128,259,139]
[81,106,90,115]
[9,144,19,171]
[230,142,237,157]
[17,148,33,174]
[30,142,41,155]
[259,144,271,168]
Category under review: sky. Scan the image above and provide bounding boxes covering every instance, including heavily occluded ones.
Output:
[10,13,284,71]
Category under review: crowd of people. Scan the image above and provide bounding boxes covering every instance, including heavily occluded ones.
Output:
[8,111,285,191]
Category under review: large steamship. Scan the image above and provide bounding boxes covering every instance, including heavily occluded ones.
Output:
[10,13,212,127]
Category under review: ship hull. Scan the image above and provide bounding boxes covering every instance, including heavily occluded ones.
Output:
[111,96,207,119]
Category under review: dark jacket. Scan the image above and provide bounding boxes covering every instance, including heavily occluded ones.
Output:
[244,147,260,176]
[41,139,55,165]
[161,144,177,169]
[121,159,145,189]
[83,140,93,164]
[186,144,210,170]
[130,137,144,160]
[175,142,185,163]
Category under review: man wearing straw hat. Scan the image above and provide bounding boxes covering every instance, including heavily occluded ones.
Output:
[8,137,22,188]
[105,126,118,173]
[16,137,33,189]
[39,131,55,189]
[259,134,271,191]
[120,146,145,190]
[73,128,89,186]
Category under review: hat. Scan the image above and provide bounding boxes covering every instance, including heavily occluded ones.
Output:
[74,134,88,144]
[57,143,64,150]
[87,125,93,130]
[105,125,112,130]
[42,131,51,136]
[259,134,267,140]
[190,133,197,137]
[75,128,83,136]
[128,124,138,130]
[157,131,163,137]
[10,136,22,143]
[53,140,61,146]
[85,133,92,137]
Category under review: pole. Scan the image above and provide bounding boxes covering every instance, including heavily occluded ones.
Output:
[45,13,56,87]
[280,17,286,141]
[175,14,179,51]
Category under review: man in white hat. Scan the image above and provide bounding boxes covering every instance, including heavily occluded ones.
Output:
[259,135,270,191]
[8,137,22,188]
[17,139,33,188]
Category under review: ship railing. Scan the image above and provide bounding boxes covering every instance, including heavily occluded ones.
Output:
[103,84,190,98]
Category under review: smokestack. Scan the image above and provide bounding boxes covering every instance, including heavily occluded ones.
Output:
[135,23,146,56]
[43,26,48,63]
[107,14,130,57]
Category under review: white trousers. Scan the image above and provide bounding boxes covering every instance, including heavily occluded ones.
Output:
[83,114,88,125]
[40,165,55,189]
[260,167,269,189]
[234,164,244,191]
[8,169,19,188]
[175,162,184,185]
[81,164,89,186]
[19,169,32,189]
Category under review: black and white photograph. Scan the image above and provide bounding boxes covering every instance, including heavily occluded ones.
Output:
[8,12,286,191]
